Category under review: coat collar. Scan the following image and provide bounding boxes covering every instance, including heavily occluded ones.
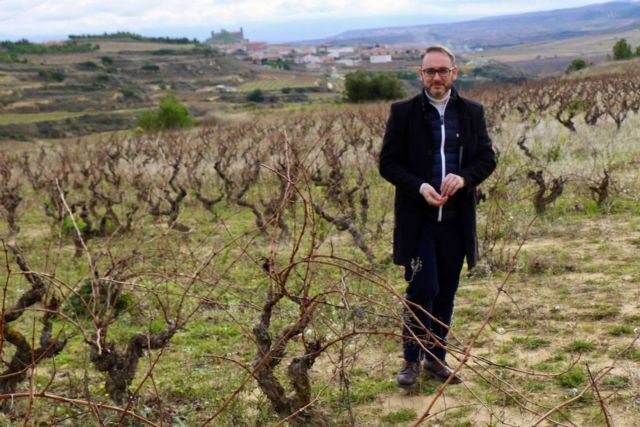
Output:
[420,87,463,116]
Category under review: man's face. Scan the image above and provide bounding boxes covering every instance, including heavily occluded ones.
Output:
[419,51,458,100]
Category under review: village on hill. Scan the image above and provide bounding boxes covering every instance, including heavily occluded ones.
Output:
[206,27,426,69]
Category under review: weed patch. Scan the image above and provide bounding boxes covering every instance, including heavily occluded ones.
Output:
[512,336,550,350]
[558,369,587,388]
[566,340,595,353]
[381,408,416,423]
[608,324,634,336]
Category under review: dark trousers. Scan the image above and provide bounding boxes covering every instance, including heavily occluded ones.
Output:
[402,217,465,362]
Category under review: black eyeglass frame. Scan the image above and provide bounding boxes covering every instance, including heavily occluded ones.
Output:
[420,66,456,78]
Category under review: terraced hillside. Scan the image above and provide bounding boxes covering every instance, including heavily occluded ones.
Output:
[0,39,257,141]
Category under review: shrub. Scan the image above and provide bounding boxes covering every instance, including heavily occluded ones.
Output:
[100,56,114,66]
[79,61,99,70]
[66,279,131,318]
[139,92,194,131]
[470,62,529,83]
[121,86,141,100]
[141,63,160,72]
[613,38,633,60]
[344,70,405,103]
[247,89,265,103]
[38,69,67,82]
[566,58,587,74]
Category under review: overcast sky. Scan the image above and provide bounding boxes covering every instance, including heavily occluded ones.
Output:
[0,0,616,43]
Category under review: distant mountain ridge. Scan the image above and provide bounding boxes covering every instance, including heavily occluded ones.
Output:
[309,1,640,49]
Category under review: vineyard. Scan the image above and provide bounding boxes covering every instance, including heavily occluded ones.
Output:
[236,73,322,92]
[0,71,640,426]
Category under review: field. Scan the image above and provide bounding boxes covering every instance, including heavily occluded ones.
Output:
[466,28,640,76]
[236,71,322,92]
[0,39,346,142]
[0,39,257,140]
[0,108,146,125]
[1,62,640,425]
[467,28,640,62]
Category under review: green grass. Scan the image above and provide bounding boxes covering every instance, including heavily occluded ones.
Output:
[602,375,629,388]
[525,381,547,392]
[567,340,596,353]
[608,324,635,336]
[589,304,621,320]
[512,336,550,349]
[616,346,640,361]
[381,408,416,423]
[558,369,587,388]
[349,377,397,404]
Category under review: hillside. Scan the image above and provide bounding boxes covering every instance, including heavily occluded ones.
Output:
[0,39,255,141]
[315,1,640,50]
[464,28,640,76]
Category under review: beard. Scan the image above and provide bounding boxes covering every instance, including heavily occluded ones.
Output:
[425,81,451,100]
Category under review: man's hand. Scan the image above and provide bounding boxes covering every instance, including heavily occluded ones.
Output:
[440,174,465,197]
[420,183,448,207]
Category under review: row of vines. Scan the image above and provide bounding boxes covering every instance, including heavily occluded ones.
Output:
[0,71,639,425]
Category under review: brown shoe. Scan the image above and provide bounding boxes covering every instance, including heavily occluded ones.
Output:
[423,360,462,384]
[396,361,420,388]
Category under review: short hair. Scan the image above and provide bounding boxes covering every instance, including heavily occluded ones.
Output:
[422,45,455,65]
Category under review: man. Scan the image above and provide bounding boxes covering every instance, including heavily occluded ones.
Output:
[379,45,496,388]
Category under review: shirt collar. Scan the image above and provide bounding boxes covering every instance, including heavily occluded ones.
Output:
[423,89,451,105]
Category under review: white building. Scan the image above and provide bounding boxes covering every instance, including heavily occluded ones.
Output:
[293,46,317,55]
[336,58,355,67]
[296,54,323,65]
[370,55,392,64]
[327,47,355,58]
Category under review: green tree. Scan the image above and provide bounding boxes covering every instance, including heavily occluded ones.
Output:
[344,70,405,103]
[636,46,640,57]
[565,58,587,74]
[139,93,194,131]
[247,89,265,103]
[344,71,369,102]
[100,56,114,66]
[613,38,633,60]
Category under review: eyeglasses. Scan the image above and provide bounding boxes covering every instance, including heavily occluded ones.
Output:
[421,67,454,78]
